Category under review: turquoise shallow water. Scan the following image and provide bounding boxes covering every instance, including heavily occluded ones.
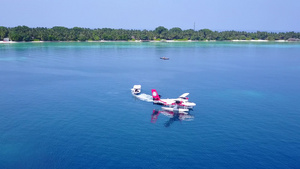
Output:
[1,42,300,168]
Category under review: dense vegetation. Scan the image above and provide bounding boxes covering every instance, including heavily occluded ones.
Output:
[0,26,299,42]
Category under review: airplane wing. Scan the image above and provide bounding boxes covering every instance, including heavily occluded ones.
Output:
[164,99,175,105]
[179,93,189,98]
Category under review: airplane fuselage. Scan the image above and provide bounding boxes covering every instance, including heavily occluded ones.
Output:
[151,89,196,109]
[153,98,196,109]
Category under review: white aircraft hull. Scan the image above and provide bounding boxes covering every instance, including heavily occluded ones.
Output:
[161,107,189,114]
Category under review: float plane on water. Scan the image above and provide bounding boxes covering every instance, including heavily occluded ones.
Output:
[151,89,196,109]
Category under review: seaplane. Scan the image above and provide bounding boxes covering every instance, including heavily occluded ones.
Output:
[151,89,196,109]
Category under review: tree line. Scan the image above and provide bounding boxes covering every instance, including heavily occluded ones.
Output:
[0,26,299,42]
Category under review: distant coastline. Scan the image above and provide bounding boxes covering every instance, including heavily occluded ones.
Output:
[1,25,299,42]
[1,39,299,44]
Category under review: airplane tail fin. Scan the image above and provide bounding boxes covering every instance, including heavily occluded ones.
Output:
[151,89,160,101]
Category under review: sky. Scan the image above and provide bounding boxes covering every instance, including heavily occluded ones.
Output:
[1,0,299,32]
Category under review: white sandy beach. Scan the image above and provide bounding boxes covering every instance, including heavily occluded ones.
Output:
[0,41,16,43]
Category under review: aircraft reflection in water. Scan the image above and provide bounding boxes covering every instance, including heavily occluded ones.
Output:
[151,109,194,127]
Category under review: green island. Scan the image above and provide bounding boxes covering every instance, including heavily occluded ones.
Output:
[0,26,299,42]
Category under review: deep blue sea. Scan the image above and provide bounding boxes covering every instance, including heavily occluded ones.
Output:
[1,42,300,169]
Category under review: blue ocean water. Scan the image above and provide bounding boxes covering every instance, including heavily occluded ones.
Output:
[0,42,300,168]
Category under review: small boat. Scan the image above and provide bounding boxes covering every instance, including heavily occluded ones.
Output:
[131,85,141,95]
[160,57,169,60]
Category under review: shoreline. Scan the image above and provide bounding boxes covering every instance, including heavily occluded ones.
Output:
[0,39,298,44]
